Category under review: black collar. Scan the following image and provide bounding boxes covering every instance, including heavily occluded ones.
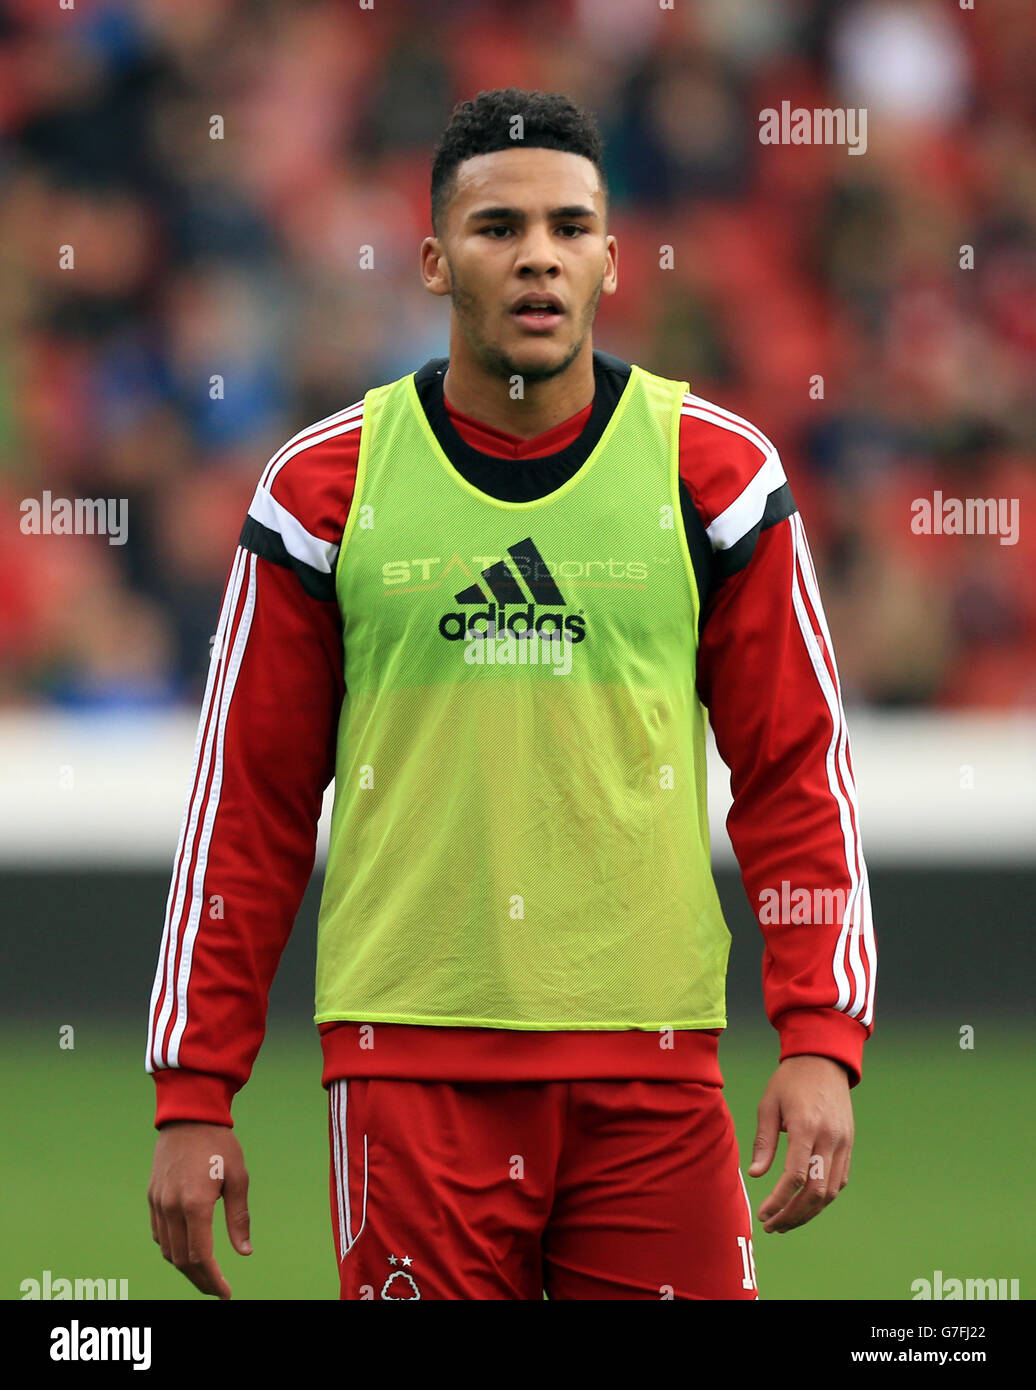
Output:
[413,350,633,503]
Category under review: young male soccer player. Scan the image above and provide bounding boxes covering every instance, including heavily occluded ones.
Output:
[147,89,875,1301]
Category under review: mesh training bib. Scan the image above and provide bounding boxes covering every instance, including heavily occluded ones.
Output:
[314,360,731,1030]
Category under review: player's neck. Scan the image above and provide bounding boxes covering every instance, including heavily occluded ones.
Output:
[442,338,595,440]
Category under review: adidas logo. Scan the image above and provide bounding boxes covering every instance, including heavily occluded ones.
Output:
[438,537,587,644]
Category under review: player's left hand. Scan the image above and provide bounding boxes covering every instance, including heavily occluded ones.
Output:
[747,1054,854,1233]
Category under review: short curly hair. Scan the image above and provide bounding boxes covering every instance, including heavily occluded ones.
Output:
[430,88,607,236]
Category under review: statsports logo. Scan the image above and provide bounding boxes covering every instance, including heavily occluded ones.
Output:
[438,537,587,645]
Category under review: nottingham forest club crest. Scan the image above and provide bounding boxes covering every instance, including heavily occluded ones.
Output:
[438,537,587,645]
[380,1253,421,1301]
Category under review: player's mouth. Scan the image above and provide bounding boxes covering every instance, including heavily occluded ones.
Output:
[510,293,565,333]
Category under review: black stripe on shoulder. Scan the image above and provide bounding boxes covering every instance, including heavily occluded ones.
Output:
[712,482,797,582]
[678,479,714,633]
[239,515,338,602]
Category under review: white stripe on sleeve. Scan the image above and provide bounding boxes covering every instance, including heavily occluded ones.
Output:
[147,545,248,1070]
[788,515,868,1019]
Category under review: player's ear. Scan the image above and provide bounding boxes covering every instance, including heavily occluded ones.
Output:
[603,235,618,296]
[420,236,451,297]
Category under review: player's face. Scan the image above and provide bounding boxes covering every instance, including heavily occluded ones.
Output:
[423,147,617,384]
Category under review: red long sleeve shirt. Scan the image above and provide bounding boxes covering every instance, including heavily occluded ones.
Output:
[147,363,875,1127]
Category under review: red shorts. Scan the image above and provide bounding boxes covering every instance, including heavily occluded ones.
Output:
[327,1078,759,1300]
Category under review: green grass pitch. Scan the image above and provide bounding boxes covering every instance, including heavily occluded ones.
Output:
[2,1020,1030,1300]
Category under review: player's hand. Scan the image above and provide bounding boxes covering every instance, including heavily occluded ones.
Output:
[747,1054,854,1234]
[148,1121,252,1299]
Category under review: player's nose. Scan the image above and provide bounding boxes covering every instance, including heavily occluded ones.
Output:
[513,225,563,277]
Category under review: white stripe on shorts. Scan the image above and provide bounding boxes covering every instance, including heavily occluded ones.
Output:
[331,1080,369,1259]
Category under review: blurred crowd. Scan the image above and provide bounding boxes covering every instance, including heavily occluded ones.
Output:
[1,0,1033,711]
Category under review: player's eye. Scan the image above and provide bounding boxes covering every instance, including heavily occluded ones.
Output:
[479,225,512,237]
[557,224,587,236]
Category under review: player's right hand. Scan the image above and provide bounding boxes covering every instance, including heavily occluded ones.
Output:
[148,1121,252,1299]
